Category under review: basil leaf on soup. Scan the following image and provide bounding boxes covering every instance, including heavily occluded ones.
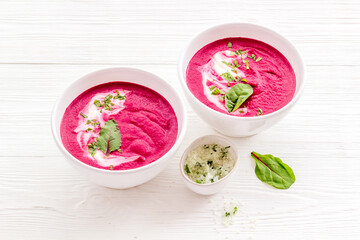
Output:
[224,83,253,112]
[97,119,122,155]
[251,152,296,189]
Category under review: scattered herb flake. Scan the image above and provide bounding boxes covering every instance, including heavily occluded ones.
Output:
[234,60,240,68]
[88,142,97,156]
[225,212,231,217]
[256,57,262,62]
[209,85,216,91]
[241,78,248,83]
[211,88,220,95]
[257,107,263,116]
[94,99,101,107]
[221,71,235,82]
[227,42,232,48]
[222,61,235,69]
[109,165,113,170]
[233,206,238,214]
[185,164,191,174]
[80,112,88,118]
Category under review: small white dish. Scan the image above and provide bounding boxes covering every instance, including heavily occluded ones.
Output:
[52,67,187,189]
[178,22,306,137]
[180,135,239,195]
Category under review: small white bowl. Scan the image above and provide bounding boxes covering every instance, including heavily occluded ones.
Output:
[180,135,239,195]
[52,68,187,189]
[178,22,305,137]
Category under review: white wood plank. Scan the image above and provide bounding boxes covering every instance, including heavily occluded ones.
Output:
[0,0,359,239]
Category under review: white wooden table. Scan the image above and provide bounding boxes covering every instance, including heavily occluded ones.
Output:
[0,0,359,239]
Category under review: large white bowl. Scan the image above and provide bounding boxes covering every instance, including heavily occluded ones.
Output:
[178,23,305,137]
[51,68,187,189]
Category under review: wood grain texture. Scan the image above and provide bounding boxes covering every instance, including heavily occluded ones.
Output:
[0,0,359,239]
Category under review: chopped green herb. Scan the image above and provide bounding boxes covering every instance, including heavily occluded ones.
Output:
[233,206,238,214]
[195,162,202,168]
[196,180,201,184]
[114,90,126,100]
[209,85,216,91]
[225,212,231,217]
[235,49,246,56]
[212,144,217,152]
[118,149,122,153]
[234,76,241,82]
[211,88,220,95]
[80,112,88,118]
[86,120,91,124]
[86,128,93,132]
[243,60,250,70]
[231,69,237,73]
[207,160,213,166]
[241,78,248,83]
[221,71,235,82]
[94,99,101,107]
[225,146,231,149]
[185,164,191,174]
[227,83,230,87]
[210,178,214,183]
[88,142,97,156]
[204,144,210,149]
[222,61,235,69]
[218,95,225,101]
[219,89,226,95]
[234,60,240,68]
[257,107,263,116]
[227,42,232,48]
[255,57,262,62]
[109,165,113,170]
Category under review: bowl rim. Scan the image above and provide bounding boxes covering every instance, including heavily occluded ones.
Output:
[51,67,188,174]
[179,135,239,187]
[177,22,306,121]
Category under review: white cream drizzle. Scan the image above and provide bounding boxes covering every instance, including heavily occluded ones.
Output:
[74,89,144,167]
[199,50,249,115]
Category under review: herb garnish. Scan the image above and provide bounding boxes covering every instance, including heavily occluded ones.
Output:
[114,90,126,100]
[225,212,231,217]
[109,165,114,170]
[233,206,238,214]
[227,42,232,48]
[221,71,235,82]
[185,164,191,174]
[225,83,253,112]
[235,49,246,56]
[243,60,250,70]
[233,60,240,68]
[88,142,97,156]
[255,57,262,62]
[251,152,296,189]
[257,107,263,116]
[80,113,88,118]
[241,78,248,83]
[211,88,220,95]
[222,61,235,69]
[209,85,216,91]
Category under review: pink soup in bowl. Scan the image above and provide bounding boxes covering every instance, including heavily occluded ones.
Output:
[178,23,305,137]
[52,68,187,189]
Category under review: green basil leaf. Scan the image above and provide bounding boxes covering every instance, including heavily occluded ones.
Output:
[251,152,295,189]
[224,83,253,112]
[97,119,122,155]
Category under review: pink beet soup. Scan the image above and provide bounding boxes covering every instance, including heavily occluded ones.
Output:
[60,82,178,171]
[186,37,296,117]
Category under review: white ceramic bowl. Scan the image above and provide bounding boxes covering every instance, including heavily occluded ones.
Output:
[52,68,187,189]
[180,135,239,195]
[178,23,305,137]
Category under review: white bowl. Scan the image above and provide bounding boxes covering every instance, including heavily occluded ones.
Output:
[51,68,187,189]
[180,135,239,195]
[178,23,305,137]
